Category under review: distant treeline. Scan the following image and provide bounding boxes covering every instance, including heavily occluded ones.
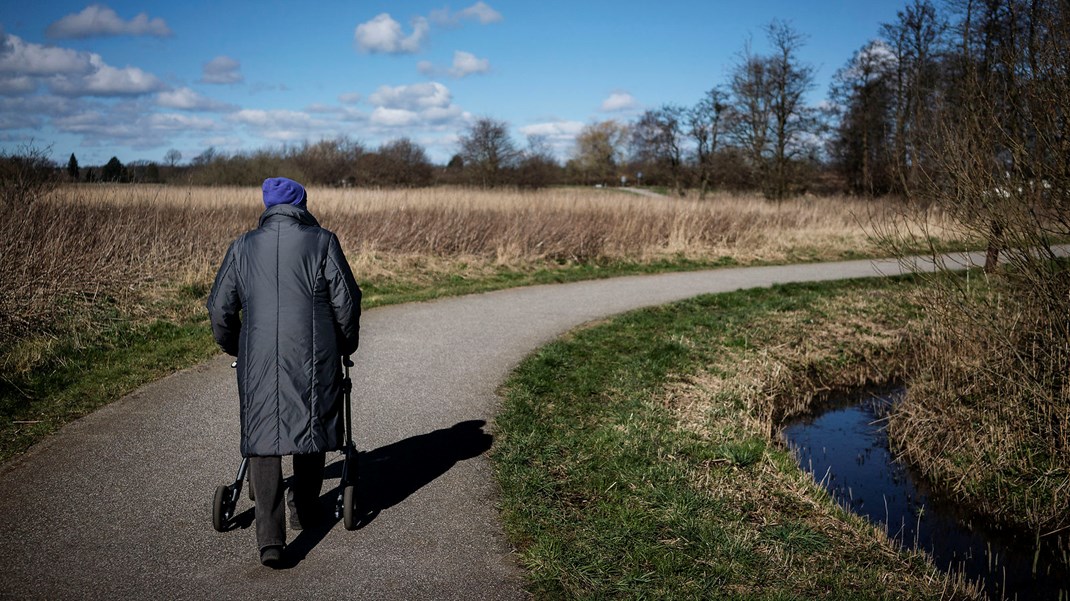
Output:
[3,0,1067,203]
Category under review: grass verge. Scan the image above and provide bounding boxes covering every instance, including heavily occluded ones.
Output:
[492,277,981,599]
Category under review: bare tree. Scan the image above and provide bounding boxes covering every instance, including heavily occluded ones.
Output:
[728,21,818,201]
[164,148,182,169]
[630,105,687,195]
[828,40,898,196]
[688,87,730,198]
[292,137,363,186]
[458,117,520,187]
[366,137,433,187]
[880,0,947,193]
[515,135,561,189]
[883,0,1070,538]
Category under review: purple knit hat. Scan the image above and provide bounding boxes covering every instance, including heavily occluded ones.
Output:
[262,177,307,208]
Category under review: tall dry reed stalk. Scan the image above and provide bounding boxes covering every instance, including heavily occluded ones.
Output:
[1,185,961,369]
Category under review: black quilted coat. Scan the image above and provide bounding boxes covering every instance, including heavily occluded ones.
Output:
[207,203,361,457]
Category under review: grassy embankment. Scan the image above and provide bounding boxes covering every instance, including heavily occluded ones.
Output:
[493,276,982,599]
[0,185,968,462]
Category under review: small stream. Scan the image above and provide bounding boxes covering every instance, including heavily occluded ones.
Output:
[782,388,1069,600]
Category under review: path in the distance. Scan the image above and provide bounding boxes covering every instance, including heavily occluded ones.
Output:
[0,253,985,600]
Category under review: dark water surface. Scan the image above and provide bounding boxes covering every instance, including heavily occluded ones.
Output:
[782,389,1069,600]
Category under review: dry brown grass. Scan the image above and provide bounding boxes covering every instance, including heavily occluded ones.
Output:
[1,184,965,374]
[70,184,966,264]
[888,276,1070,536]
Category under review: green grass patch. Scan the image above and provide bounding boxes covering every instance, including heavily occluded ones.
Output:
[493,278,977,599]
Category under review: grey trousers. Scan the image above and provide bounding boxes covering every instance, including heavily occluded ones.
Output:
[249,453,326,550]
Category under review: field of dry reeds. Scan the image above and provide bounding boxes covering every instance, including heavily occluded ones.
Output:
[1,184,966,363]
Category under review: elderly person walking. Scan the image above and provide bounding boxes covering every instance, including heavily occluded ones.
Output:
[207,177,362,567]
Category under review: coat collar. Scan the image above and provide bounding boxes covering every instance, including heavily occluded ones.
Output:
[258,203,320,228]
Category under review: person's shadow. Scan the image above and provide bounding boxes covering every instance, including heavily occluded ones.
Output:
[275,419,494,565]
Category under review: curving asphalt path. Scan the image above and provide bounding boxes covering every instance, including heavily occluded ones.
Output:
[0,252,991,600]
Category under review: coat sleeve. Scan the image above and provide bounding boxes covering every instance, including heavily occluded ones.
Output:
[206,239,242,356]
[325,233,362,357]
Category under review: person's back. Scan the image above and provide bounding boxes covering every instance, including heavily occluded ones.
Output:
[207,177,361,567]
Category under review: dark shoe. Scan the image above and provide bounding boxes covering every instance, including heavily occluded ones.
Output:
[259,545,284,568]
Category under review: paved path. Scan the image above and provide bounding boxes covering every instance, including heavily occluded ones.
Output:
[0,252,989,600]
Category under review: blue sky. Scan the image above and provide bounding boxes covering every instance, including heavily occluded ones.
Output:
[0,1,908,165]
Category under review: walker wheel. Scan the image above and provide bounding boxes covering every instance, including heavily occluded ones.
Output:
[342,484,357,530]
[212,485,230,532]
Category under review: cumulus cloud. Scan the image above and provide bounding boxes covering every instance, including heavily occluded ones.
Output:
[52,105,219,150]
[0,75,36,95]
[225,108,335,141]
[519,120,584,139]
[201,56,243,84]
[50,54,166,97]
[600,91,637,112]
[448,51,489,78]
[354,14,429,54]
[156,87,234,112]
[0,32,92,76]
[430,2,503,26]
[228,108,319,128]
[371,107,419,127]
[519,120,585,157]
[338,91,362,105]
[417,60,436,76]
[0,31,165,96]
[366,81,466,128]
[369,81,451,111]
[46,4,172,39]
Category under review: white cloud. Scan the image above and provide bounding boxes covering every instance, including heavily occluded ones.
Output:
[519,120,584,139]
[0,32,91,75]
[338,91,362,105]
[421,104,465,124]
[46,4,172,39]
[448,51,489,78]
[50,54,166,97]
[600,92,637,112]
[365,82,467,129]
[354,14,429,54]
[156,87,233,111]
[0,31,165,97]
[0,75,36,95]
[228,108,319,129]
[371,107,419,127]
[519,120,585,157]
[417,60,436,76]
[145,112,218,131]
[201,56,243,84]
[430,2,503,26]
[52,105,220,150]
[369,81,451,111]
[459,2,503,24]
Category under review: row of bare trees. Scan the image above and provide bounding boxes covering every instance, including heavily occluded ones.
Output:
[570,20,820,201]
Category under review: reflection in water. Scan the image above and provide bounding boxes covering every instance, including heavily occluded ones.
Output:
[782,389,1069,600]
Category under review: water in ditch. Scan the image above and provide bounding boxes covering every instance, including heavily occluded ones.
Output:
[782,389,1069,600]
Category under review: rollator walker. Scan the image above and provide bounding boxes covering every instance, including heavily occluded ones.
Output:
[211,356,359,531]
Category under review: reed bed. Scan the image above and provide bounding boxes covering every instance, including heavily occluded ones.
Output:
[1,184,963,371]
